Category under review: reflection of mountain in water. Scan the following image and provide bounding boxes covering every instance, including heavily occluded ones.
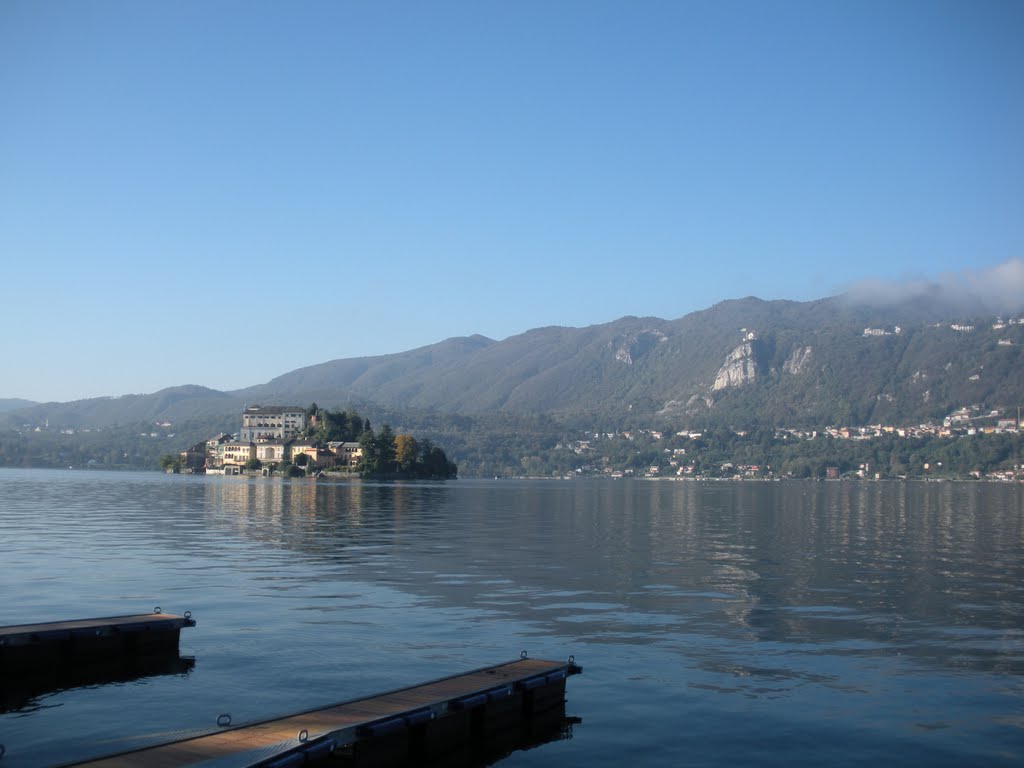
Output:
[191,477,1023,678]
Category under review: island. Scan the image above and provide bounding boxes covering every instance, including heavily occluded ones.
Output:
[162,404,457,479]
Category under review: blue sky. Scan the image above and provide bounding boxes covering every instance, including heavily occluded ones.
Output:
[2,1,1022,403]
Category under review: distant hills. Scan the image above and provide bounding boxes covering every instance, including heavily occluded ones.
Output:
[3,294,1023,435]
[0,399,37,414]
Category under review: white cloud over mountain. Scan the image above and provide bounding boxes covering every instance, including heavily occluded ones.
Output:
[843,258,1024,314]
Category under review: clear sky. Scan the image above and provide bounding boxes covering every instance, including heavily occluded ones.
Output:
[2,1,1022,403]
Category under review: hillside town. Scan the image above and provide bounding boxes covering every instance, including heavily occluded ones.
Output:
[178,405,362,475]
[554,403,1024,482]
[863,316,1022,339]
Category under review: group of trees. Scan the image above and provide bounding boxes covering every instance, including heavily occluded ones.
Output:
[358,424,458,478]
[306,405,458,479]
[302,404,368,443]
[2,422,219,471]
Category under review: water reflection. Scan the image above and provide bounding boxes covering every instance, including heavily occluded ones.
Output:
[1,471,1021,767]
[183,476,1024,679]
[0,654,195,714]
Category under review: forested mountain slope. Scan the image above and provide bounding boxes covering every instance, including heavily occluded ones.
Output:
[3,296,1021,433]
[237,296,1024,427]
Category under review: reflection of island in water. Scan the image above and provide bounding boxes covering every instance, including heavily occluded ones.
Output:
[196,477,1024,680]
[0,653,195,713]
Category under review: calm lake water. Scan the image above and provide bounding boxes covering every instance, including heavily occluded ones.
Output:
[1,469,1022,767]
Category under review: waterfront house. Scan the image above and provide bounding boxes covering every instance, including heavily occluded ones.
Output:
[255,440,292,464]
[222,440,256,467]
[328,441,363,467]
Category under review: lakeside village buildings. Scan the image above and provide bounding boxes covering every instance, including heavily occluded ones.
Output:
[180,405,362,475]
[558,404,1024,481]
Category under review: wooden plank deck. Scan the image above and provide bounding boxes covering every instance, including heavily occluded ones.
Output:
[0,612,196,674]
[0,612,196,644]
[64,656,581,768]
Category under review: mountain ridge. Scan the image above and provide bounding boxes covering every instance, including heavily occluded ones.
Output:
[2,294,1022,432]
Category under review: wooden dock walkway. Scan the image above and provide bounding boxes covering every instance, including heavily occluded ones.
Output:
[63,655,582,768]
[0,611,195,674]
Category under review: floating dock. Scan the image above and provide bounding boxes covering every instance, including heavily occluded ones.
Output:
[64,655,582,768]
[0,611,195,674]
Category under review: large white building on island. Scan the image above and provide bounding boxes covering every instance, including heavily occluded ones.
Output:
[239,405,306,442]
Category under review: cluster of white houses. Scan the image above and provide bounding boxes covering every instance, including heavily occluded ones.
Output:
[180,405,362,474]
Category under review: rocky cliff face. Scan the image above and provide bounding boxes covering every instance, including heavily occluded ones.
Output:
[614,329,667,365]
[712,342,759,390]
[783,346,813,375]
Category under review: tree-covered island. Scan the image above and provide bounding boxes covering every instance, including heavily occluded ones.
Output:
[161,404,457,479]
